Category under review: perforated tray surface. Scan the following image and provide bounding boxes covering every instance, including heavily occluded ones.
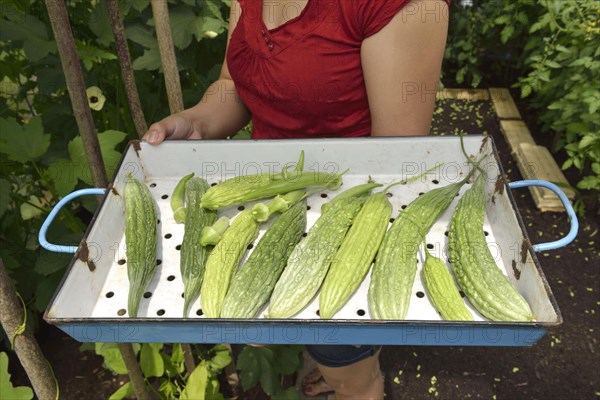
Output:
[45,136,562,345]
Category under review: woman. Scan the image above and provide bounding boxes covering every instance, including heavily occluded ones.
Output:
[144,0,449,398]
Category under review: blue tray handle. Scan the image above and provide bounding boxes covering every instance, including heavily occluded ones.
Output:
[508,180,578,252]
[39,188,107,254]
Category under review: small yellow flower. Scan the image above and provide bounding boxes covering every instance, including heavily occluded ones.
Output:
[86,86,106,111]
[203,31,219,39]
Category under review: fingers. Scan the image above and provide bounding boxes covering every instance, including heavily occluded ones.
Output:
[143,124,166,145]
[143,113,194,145]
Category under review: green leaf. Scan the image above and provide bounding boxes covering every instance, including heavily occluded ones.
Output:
[132,47,162,71]
[95,343,141,375]
[125,25,157,48]
[562,158,573,170]
[0,178,11,218]
[67,130,127,185]
[272,345,303,375]
[0,117,50,163]
[89,2,115,46]
[34,250,71,276]
[33,271,62,311]
[0,14,56,61]
[140,343,165,378]
[237,346,281,395]
[158,379,177,398]
[181,361,209,400]
[76,41,117,70]
[546,60,561,69]
[0,0,30,13]
[208,344,232,372]
[169,8,200,49]
[520,84,532,98]
[0,352,33,400]
[579,135,597,149]
[108,382,134,400]
[500,25,514,44]
[47,159,79,197]
[278,387,301,400]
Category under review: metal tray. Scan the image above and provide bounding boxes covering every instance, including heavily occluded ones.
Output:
[40,136,578,346]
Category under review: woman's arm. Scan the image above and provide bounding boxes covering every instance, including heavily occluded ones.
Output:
[144,0,251,144]
[362,0,449,137]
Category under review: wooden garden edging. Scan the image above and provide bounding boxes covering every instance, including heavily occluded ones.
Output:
[438,88,575,212]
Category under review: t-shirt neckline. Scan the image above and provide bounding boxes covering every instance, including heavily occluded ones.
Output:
[260,0,315,33]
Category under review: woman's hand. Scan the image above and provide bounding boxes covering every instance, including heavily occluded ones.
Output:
[143,109,204,145]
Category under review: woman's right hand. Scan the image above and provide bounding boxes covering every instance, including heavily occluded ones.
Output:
[142,109,203,145]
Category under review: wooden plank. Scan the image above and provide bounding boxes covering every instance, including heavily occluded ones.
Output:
[489,88,522,119]
[437,88,490,101]
[515,143,575,212]
[500,120,536,155]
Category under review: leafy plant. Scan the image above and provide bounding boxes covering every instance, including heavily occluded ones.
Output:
[237,345,303,399]
[92,343,232,400]
[444,0,600,209]
[0,352,34,400]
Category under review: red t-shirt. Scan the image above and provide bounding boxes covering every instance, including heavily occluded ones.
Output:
[227,0,447,139]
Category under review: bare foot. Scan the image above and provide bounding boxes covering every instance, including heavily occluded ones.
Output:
[303,368,334,397]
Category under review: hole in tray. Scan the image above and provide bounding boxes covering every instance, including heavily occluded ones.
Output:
[238,205,245,211]
[316,309,320,316]
[444,231,449,237]
[176,244,181,251]
[117,309,126,316]
[157,219,161,225]
[117,259,126,265]
[456,192,460,197]
[357,309,366,317]
[426,243,434,250]
[157,309,165,316]
[196,309,204,316]
[321,193,328,198]
[247,243,254,250]
[181,293,185,298]
[144,292,152,299]
[149,183,157,188]
[389,218,395,224]
[418,192,425,196]
[211,182,218,187]
[432,180,439,185]
[416,291,425,298]
[307,205,311,211]
[156,259,162,265]
[484,231,489,236]
[164,233,172,239]
[302,232,308,237]
[459,291,466,298]
[167,275,176,281]
[401,205,407,210]
[161,194,169,199]
[386,192,393,198]
[105,291,114,298]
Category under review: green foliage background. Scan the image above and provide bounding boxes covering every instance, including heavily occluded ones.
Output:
[445,0,599,196]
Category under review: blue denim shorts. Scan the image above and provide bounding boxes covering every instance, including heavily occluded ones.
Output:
[305,345,382,368]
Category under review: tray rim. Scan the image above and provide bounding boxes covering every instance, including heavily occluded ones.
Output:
[43,136,563,329]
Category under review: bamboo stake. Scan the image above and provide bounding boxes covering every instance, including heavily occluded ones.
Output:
[150,0,185,113]
[117,343,150,400]
[182,345,196,376]
[0,258,58,400]
[44,0,107,188]
[106,0,148,137]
